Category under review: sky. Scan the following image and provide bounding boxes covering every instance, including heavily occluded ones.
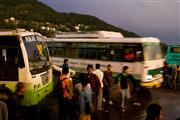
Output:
[39,0,180,45]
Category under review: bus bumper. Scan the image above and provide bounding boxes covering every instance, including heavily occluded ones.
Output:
[140,78,163,88]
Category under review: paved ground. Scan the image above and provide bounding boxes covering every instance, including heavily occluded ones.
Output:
[149,88,180,120]
[38,84,180,120]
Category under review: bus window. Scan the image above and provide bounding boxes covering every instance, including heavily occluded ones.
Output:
[79,48,85,59]
[0,35,20,81]
[121,43,143,62]
[6,48,18,64]
[170,47,180,53]
[1,48,18,81]
[65,47,79,58]
[54,47,64,57]
[136,51,143,61]
[102,49,111,60]
[87,49,96,59]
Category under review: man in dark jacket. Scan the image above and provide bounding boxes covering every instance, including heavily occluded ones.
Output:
[86,64,101,110]
[103,64,114,112]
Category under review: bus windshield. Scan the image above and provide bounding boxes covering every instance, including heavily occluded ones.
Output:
[143,43,163,61]
[22,35,50,74]
[166,45,180,65]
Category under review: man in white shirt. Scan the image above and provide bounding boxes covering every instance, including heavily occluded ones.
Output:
[93,63,104,111]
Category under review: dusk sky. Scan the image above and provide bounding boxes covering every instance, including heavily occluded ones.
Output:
[39,0,180,45]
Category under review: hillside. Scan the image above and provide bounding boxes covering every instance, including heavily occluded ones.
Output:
[0,0,139,37]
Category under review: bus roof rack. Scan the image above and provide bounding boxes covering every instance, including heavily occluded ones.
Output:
[55,31,124,39]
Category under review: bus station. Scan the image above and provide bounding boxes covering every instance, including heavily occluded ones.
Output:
[0,30,180,120]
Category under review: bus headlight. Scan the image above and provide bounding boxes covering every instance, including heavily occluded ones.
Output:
[146,75,152,80]
[160,70,163,73]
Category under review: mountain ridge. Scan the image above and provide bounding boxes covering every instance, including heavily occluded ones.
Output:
[0,0,139,37]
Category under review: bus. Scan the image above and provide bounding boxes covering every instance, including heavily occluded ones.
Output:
[46,31,164,88]
[166,45,180,65]
[0,30,53,106]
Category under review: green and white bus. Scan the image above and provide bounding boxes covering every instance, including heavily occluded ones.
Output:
[47,31,164,88]
[0,30,53,106]
[166,45,180,65]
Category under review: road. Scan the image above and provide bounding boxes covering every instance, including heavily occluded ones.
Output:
[38,85,180,120]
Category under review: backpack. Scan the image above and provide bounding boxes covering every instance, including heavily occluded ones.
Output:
[61,77,72,98]
[53,77,66,99]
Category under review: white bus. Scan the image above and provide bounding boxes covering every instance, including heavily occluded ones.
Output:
[0,30,53,106]
[47,31,164,88]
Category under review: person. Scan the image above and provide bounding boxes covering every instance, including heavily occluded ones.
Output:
[52,64,75,92]
[124,51,135,61]
[9,82,25,120]
[117,66,131,112]
[176,65,180,88]
[166,64,177,89]
[145,103,163,120]
[74,73,85,98]
[59,67,74,120]
[93,63,104,111]
[86,65,101,120]
[61,58,69,69]
[74,73,85,119]
[78,73,93,120]
[129,74,141,107]
[0,101,8,120]
[103,64,113,112]
[176,117,180,120]
[0,89,8,120]
[162,62,169,87]
[86,65,101,109]
[13,82,25,120]
[172,64,178,90]
[163,63,173,88]
[60,67,73,99]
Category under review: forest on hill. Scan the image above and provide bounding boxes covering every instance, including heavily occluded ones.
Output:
[0,0,139,37]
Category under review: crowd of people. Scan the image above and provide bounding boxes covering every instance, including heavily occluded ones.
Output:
[1,58,179,120]
[56,59,179,120]
[55,59,145,120]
